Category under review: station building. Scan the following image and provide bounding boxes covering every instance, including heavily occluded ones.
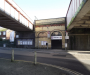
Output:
[35,17,66,49]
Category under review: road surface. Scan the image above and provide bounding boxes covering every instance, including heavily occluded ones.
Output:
[0,48,90,75]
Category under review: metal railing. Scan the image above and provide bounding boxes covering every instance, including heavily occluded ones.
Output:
[66,0,85,28]
[0,0,33,30]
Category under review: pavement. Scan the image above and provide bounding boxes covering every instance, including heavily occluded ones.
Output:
[0,58,73,75]
[0,47,90,65]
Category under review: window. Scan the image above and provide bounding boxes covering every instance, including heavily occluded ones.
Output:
[0,32,1,35]
[2,37,6,40]
[3,31,6,35]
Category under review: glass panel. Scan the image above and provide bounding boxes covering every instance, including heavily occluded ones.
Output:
[3,32,6,35]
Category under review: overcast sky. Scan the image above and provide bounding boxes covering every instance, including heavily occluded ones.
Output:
[14,0,70,20]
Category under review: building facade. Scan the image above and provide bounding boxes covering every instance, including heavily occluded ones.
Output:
[35,17,66,49]
[15,31,35,48]
[0,28,14,40]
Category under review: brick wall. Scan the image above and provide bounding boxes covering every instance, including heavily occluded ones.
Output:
[35,24,65,49]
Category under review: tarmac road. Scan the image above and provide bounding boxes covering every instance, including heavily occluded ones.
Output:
[0,52,90,75]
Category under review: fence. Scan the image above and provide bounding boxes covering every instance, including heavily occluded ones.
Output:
[0,40,16,48]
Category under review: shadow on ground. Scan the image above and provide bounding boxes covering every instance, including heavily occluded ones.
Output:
[0,47,90,75]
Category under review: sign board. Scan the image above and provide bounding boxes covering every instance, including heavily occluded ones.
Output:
[65,36,69,39]
[22,40,25,45]
[41,41,47,45]
[65,43,67,47]
[28,40,30,45]
[51,36,62,40]
[44,41,47,45]
[18,41,20,45]
[20,41,23,45]
[18,39,33,45]
[41,41,44,45]
[28,40,33,45]
[25,40,27,45]
[16,35,19,38]
[66,32,68,36]
[10,31,14,42]
[47,31,50,38]
[3,44,6,47]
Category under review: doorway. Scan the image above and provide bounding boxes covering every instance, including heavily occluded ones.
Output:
[51,40,62,49]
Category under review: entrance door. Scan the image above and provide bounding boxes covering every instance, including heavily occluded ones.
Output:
[51,40,62,49]
[51,31,62,49]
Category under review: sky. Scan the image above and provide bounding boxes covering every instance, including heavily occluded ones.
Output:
[13,0,70,21]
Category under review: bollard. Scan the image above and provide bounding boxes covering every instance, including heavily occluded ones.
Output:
[47,45,48,49]
[46,43,48,49]
[34,51,37,65]
[11,49,14,62]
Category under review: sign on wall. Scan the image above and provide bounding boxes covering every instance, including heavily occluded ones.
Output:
[10,31,15,42]
[22,40,25,45]
[20,41,23,45]
[24,39,27,45]
[65,43,67,47]
[18,39,33,45]
[41,41,47,45]
[65,32,69,39]
[44,41,47,45]
[41,41,44,45]
[27,40,33,45]
[18,40,20,45]
[47,31,50,38]
[65,36,69,39]
[66,32,68,36]
[16,35,19,38]
[18,40,23,45]
[51,36,62,40]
